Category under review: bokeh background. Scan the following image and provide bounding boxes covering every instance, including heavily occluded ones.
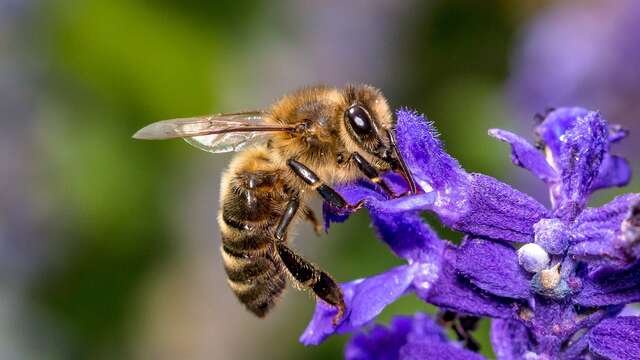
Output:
[1,0,638,359]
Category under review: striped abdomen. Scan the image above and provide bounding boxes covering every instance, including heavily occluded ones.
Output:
[220,243,286,317]
[218,152,290,317]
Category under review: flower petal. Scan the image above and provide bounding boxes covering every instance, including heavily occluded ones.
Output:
[591,154,632,191]
[323,178,443,262]
[560,329,590,360]
[399,341,488,360]
[535,107,590,162]
[456,238,531,299]
[447,174,549,243]
[300,280,359,346]
[488,128,557,183]
[571,194,640,267]
[367,194,443,262]
[490,319,530,360]
[395,108,469,198]
[300,264,418,346]
[575,194,640,235]
[538,109,609,220]
[345,313,447,360]
[322,180,384,231]
[588,316,640,360]
[420,244,518,318]
[349,265,418,327]
[574,261,640,307]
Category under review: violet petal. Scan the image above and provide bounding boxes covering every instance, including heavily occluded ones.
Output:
[349,265,418,327]
[488,128,557,183]
[300,280,359,346]
[367,193,443,262]
[490,319,531,360]
[571,194,640,266]
[395,108,469,197]
[574,261,640,307]
[535,107,590,161]
[420,244,518,318]
[399,341,488,360]
[560,329,590,360]
[575,194,640,236]
[322,180,384,231]
[588,316,640,360]
[455,238,531,299]
[548,110,608,220]
[322,178,443,262]
[448,174,549,243]
[345,313,447,360]
[591,154,632,191]
[300,264,419,346]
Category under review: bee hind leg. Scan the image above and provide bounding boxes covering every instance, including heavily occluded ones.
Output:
[275,241,345,325]
[273,196,345,324]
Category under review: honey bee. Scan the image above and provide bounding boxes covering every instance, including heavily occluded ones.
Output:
[133,85,416,321]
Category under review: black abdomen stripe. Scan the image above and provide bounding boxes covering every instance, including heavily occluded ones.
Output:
[220,244,286,317]
[222,212,247,231]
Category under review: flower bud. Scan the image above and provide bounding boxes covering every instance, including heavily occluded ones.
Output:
[517,243,550,273]
[534,218,570,254]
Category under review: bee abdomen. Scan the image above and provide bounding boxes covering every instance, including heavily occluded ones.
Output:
[220,245,286,317]
[220,212,274,251]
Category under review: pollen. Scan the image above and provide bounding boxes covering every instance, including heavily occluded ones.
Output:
[539,264,561,290]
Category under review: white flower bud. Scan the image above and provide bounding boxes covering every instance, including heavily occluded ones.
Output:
[517,243,550,273]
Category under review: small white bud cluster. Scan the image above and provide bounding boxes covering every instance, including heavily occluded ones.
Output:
[517,243,550,273]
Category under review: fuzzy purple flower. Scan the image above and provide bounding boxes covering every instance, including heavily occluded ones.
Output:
[301,108,640,359]
[509,0,640,158]
[345,313,484,360]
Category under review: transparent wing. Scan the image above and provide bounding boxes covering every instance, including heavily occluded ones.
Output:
[132,111,295,153]
[185,131,275,153]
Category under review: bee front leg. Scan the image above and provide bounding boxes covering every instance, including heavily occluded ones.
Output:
[350,152,397,198]
[287,159,364,212]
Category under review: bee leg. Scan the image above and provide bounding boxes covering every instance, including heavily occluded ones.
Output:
[275,241,345,325]
[287,159,364,211]
[275,197,300,241]
[351,152,396,198]
[301,206,322,236]
[437,310,481,352]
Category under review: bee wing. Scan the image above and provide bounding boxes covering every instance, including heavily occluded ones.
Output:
[132,111,295,153]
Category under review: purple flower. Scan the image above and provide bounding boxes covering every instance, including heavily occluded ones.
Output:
[345,313,484,360]
[509,0,640,158]
[301,108,640,359]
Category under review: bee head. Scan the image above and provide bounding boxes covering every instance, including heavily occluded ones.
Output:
[342,84,394,159]
[342,84,417,193]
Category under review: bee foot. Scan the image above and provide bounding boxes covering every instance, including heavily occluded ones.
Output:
[331,303,346,327]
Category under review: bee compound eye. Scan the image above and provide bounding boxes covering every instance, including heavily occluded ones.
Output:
[346,106,373,136]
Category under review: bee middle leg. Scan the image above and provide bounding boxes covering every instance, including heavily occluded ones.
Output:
[273,197,346,323]
[287,159,364,211]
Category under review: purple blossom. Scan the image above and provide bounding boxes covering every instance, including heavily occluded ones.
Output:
[344,313,484,360]
[301,108,640,359]
[509,0,640,158]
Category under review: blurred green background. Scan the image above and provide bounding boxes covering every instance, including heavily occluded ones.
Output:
[2,0,638,359]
